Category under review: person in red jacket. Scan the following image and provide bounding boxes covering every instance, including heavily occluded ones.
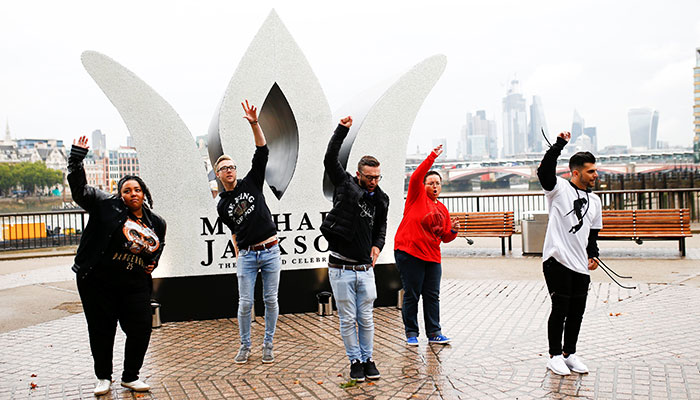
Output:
[394,144,460,346]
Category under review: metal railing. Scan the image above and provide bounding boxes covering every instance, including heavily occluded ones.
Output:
[439,192,547,225]
[0,209,87,251]
[1,187,698,252]
[439,187,700,226]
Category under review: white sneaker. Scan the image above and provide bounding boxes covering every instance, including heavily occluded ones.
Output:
[121,379,150,392]
[547,355,571,376]
[93,379,111,396]
[564,354,589,373]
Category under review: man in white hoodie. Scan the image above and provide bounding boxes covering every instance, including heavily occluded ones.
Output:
[537,131,602,376]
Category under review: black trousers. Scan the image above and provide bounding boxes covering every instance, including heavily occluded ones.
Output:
[543,257,590,356]
[77,271,152,382]
[395,250,443,338]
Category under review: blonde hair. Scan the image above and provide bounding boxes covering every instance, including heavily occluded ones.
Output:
[215,155,234,172]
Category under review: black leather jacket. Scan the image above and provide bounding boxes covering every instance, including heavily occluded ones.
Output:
[67,145,166,278]
[320,125,389,251]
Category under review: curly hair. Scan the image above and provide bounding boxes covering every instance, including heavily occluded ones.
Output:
[117,175,154,209]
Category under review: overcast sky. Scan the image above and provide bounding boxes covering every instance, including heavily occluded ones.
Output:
[1,0,699,157]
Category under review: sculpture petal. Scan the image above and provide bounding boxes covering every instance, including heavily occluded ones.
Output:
[331,55,448,264]
[81,50,226,278]
[211,10,331,207]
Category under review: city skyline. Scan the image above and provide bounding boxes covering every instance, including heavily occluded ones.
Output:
[1,1,699,159]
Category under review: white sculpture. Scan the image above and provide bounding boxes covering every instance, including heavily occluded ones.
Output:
[81,10,446,282]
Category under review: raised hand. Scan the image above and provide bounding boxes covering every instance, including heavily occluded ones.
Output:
[558,132,572,142]
[73,136,89,150]
[340,116,353,128]
[241,99,258,124]
[433,144,443,157]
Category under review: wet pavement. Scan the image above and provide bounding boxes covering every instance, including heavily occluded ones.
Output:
[1,235,700,399]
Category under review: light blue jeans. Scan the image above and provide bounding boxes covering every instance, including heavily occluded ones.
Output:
[328,267,377,362]
[236,244,281,348]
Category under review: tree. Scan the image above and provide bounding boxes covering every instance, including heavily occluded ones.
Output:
[0,162,63,196]
[0,163,18,196]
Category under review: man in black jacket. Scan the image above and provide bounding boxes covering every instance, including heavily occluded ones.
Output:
[537,131,602,376]
[216,100,281,365]
[321,116,389,382]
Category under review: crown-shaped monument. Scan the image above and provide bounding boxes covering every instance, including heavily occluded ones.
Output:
[81,11,445,319]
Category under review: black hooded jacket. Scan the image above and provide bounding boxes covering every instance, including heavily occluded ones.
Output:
[67,145,166,278]
[320,125,389,253]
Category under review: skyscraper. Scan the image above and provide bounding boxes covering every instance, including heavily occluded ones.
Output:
[694,48,700,162]
[529,96,548,153]
[462,110,498,160]
[583,127,597,152]
[91,129,107,157]
[571,110,585,144]
[628,108,659,150]
[3,119,11,144]
[502,80,528,156]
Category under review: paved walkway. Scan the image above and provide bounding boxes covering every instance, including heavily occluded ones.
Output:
[1,276,699,399]
[2,235,700,399]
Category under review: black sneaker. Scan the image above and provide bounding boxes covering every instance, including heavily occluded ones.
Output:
[363,358,380,380]
[350,359,365,382]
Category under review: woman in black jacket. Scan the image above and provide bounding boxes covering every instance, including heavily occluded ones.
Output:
[68,136,166,396]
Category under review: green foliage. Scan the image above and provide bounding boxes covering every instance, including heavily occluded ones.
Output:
[0,162,63,196]
[339,379,358,388]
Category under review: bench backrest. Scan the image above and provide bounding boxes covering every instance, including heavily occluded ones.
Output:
[600,209,691,237]
[450,212,515,236]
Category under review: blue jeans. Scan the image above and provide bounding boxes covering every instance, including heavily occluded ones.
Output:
[328,267,377,362]
[395,249,443,338]
[236,244,281,348]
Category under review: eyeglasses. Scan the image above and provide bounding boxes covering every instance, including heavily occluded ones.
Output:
[359,172,382,182]
[217,165,236,172]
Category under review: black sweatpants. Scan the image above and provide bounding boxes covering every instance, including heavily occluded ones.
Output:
[77,270,152,382]
[543,257,590,356]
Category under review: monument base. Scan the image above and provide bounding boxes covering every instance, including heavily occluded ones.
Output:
[152,263,401,323]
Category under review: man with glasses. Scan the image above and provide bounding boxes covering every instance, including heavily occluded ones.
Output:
[321,116,389,382]
[537,131,602,376]
[215,100,281,365]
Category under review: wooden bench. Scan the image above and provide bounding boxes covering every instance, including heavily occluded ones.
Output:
[450,212,515,255]
[599,209,692,256]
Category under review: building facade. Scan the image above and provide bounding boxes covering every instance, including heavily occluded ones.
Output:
[694,48,700,162]
[502,80,528,156]
[528,96,548,153]
[628,108,659,150]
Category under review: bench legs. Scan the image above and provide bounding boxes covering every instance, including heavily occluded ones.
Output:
[498,237,513,256]
[679,238,686,257]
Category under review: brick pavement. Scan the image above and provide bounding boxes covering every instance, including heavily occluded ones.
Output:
[2,277,700,399]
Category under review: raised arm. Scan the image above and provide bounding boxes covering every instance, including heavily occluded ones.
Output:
[536,132,570,191]
[242,99,265,146]
[407,145,441,204]
[242,100,268,188]
[67,136,109,212]
[323,117,353,186]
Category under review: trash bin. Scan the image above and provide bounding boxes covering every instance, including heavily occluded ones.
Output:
[151,301,161,329]
[521,212,549,255]
[397,289,404,309]
[316,291,333,316]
